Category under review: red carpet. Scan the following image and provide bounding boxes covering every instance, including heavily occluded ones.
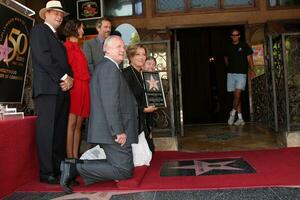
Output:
[14,147,300,193]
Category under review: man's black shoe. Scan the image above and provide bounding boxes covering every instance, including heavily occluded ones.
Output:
[40,175,59,184]
[60,160,78,194]
[70,179,80,186]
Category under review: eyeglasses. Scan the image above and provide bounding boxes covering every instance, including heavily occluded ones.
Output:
[231,34,240,37]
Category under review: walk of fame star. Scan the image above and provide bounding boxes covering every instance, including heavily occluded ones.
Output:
[169,160,244,175]
[160,158,256,177]
[146,75,160,91]
[0,37,13,63]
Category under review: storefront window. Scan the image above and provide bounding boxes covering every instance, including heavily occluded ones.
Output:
[156,0,185,12]
[104,0,143,17]
[190,0,218,9]
[224,0,254,7]
[156,0,255,13]
[269,0,300,7]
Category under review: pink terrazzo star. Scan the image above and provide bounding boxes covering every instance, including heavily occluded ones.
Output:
[170,160,244,175]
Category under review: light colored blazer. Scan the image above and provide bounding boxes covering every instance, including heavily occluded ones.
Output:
[83,37,104,75]
[87,57,138,145]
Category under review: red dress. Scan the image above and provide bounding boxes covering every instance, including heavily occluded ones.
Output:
[65,40,90,117]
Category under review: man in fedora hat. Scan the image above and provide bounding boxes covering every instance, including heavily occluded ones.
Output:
[30,0,73,184]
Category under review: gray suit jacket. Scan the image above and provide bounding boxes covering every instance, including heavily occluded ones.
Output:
[87,57,138,145]
[83,37,104,75]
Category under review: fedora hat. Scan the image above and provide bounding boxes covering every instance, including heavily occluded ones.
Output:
[39,1,69,20]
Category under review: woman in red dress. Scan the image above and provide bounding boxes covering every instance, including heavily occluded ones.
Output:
[63,20,90,159]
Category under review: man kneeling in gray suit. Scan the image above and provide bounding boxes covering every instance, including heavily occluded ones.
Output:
[60,35,138,193]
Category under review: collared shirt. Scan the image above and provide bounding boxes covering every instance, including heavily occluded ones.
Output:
[97,35,105,44]
[104,55,120,70]
[44,22,56,33]
[44,22,68,80]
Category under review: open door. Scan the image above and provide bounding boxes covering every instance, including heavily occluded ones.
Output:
[175,26,250,125]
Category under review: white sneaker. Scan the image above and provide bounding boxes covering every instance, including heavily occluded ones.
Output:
[234,119,245,126]
[228,112,235,125]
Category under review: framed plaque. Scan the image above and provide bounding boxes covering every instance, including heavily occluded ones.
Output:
[76,0,103,21]
[142,72,166,108]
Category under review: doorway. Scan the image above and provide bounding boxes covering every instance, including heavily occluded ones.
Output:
[175,25,250,125]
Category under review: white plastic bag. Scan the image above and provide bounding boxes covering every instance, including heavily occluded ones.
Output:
[80,145,107,160]
[131,131,152,166]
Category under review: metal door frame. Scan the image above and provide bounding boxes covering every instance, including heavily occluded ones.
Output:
[268,32,300,132]
[176,41,184,136]
[140,40,176,137]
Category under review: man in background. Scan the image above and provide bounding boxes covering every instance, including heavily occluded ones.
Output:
[83,17,111,75]
[224,28,254,126]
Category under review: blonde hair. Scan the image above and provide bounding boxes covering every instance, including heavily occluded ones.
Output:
[126,44,147,63]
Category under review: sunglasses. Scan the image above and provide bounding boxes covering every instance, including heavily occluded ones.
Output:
[231,34,240,36]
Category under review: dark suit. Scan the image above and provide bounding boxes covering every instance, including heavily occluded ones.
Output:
[77,57,138,185]
[30,23,71,177]
[82,37,104,75]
